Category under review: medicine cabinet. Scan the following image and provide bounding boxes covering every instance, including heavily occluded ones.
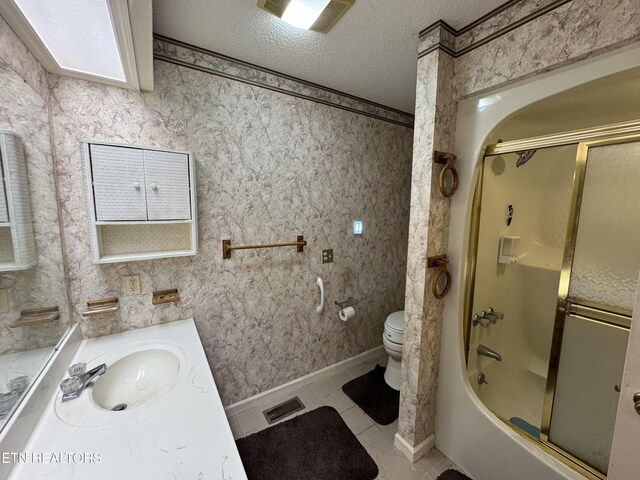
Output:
[83,142,197,264]
[0,132,37,271]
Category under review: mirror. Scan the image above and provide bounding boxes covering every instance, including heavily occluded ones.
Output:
[0,58,71,430]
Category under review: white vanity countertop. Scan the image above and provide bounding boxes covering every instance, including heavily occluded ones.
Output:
[7,319,248,480]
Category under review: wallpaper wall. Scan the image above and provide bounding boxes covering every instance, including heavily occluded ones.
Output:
[0,16,48,101]
[48,47,414,405]
[0,16,69,356]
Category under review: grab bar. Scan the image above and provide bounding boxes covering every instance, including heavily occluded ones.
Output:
[222,236,307,259]
[316,277,324,314]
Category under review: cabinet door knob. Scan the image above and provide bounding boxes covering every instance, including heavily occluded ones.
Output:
[150,183,158,190]
[133,182,140,189]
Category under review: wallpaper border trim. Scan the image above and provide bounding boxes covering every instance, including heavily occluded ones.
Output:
[153,35,415,128]
[418,0,573,59]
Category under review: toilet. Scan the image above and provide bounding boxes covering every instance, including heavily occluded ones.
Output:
[383,310,404,390]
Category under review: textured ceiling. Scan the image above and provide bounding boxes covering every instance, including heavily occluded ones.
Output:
[152,0,506,113]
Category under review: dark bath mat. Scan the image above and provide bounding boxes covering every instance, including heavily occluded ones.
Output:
[236,406,378,480]
[342,364,400,425]
[437,469,473,480]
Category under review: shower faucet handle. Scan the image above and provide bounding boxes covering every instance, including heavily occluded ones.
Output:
[484,307,504,324]
[472,313,490,327]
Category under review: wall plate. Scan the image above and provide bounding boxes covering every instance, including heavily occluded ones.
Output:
[124,275,141,296]
[322,249,333,264]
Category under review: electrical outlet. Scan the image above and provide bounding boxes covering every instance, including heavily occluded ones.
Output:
[322,249,334,264]
[124,275,141,296]
[0,289,8,313]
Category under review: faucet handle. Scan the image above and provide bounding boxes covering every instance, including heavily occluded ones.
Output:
[68,363,86,376]
[60,376,83,395]
[484,307,504,324]
[472,313,490,327]
[7,375,30,394]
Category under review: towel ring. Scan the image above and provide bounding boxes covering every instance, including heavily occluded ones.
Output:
[432,267,451,299]
[427,254,452,299]
[434,151,459,198]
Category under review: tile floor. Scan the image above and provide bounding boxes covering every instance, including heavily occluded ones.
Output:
[227,352,467,480]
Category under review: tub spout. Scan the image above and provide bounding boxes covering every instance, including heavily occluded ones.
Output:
[477,344,502,362]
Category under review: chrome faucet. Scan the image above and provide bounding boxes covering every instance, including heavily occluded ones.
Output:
[0,375,30,418]
[477,344,502,362]
[472,313,490,327]
[59,362,107,402]
[483,307,504,324]
[472,307,504,327]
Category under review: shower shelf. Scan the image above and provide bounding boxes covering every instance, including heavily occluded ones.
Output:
[515,261,561,272]
[525,363,548,381]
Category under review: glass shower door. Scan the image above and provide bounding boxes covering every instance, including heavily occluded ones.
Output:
[466,145,577,434]
[545,137,640,476]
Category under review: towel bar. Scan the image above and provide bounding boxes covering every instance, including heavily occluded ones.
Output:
[222,235,307,259]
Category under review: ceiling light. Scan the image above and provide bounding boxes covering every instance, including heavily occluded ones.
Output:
[282,0,330,30]
[12,0,125,81]
[258,0,355,34]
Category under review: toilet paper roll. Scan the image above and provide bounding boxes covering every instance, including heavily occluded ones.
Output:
[339,306,355,322]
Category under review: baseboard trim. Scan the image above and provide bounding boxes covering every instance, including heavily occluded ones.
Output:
[394,432,436,463]
[225,345,385,417]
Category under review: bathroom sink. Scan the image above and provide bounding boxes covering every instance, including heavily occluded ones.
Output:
[55,340,189,427]
[91,349,180,411]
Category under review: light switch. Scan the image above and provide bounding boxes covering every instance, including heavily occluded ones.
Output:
[0,289,8,313]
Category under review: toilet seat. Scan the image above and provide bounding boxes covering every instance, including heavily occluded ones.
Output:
[383,335,402,353]
[384,310,404,344]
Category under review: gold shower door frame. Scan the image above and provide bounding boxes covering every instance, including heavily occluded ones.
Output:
[465,121,640,480]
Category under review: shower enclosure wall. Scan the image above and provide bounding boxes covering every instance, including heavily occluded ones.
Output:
[465,122,640,479]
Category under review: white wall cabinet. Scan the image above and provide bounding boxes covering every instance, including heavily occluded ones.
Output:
[143,149,191,221]
[0,160,8,223]
[0,132,37,271]
[90,145,148,221]
[84,142,197,264]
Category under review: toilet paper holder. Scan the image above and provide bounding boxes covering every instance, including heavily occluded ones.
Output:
[335,297,359,309]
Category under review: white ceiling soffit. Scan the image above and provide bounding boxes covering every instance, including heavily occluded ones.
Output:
[153,0,507,113]
[0,0,153,91]
[496,66,640,140]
